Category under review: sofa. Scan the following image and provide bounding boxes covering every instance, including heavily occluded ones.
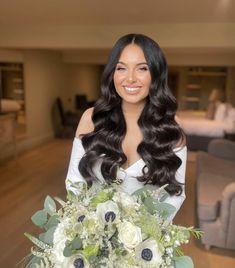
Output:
[196,139,235,250]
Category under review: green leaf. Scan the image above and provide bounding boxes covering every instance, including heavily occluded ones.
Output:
[26,256,44,268]
[31,210,47,227]
[143,197,159,215]
[63,244,74,257]
[71,237,82,250]
[43,226,57,244]
[24,233,49,250]
[44,195,56,216]
[174,256,194,268]
[44,214,60,230]
[38,232,46,243]
[83,244,99,258]
[155,202,176,219]
[90,191,112,208]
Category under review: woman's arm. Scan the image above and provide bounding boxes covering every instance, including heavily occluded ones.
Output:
[164,146,187,222]
[65,107,94,193]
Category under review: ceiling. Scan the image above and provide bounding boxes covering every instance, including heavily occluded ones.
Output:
[0,0,234,26]
[0,0,234,65]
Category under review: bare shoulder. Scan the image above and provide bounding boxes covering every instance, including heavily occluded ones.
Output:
[75,107,94,138]
[174,134,186,149]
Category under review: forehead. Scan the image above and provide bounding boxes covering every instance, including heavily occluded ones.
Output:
[118,44,146,63]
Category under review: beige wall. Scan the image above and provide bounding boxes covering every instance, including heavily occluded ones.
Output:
[18,50,66,151]
[61,64,102,112]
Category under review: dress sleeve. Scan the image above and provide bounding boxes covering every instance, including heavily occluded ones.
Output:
[164,146,187,222]
[65,138,86,193]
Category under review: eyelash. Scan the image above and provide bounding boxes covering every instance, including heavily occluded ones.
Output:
[116,66,148,71]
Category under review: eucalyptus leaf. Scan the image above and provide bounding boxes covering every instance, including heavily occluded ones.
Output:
[31,210,47,227]
[132,185,153,199]
[63,244,74,257]
[44,215,59,230]
[71,237,82,249]
[44,196,56,216]
[155,202,176,219]
[38,232,46,243]
[143,197,159,215]
[174,256,194,268]
[43,226,57,244]
[26,256,44,268]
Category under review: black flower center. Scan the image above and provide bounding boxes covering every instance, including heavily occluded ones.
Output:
[141,248,153,261]
[104,211,116,222]
[77,215,85,223]
[73,257,84,268]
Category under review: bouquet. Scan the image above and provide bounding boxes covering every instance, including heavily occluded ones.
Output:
[22,181,201,268]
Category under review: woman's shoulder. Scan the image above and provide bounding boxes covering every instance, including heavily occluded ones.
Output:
[76,107,95,138]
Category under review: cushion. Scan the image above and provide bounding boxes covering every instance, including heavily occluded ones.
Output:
[214,102,227,121]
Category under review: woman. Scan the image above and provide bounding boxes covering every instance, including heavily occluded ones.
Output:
[66,33,187,221]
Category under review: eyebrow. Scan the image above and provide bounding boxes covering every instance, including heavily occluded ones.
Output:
[117,61,148,66]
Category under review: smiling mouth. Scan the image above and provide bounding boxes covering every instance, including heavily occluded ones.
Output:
[123,86,141,94]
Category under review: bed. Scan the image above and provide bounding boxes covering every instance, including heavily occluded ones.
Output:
[176,104,235,151]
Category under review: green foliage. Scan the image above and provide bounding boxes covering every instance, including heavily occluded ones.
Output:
[174,256,194,268]
[90,190,112,208]
[63,244,74,257]
[132,185,153,200]
[24,233,49,250]
[44,195,56,216]
[143,196,176,219]
[71,237,82,250]
[83,244,99,259]
[63,237,82,257]
[44,214,59,230]
[31,210,48,227]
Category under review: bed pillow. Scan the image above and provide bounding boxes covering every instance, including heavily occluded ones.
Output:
[206,101,217,120]
[214,102,227,121]
[225,107,235,122]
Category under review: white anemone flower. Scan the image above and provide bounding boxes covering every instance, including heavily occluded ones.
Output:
[57,254,89,268]
[135,239,163,267]
[96,200,119,224]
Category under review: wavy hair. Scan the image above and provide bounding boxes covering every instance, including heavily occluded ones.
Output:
[78,33,184,195]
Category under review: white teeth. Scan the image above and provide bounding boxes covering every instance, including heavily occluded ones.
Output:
[124,87,140,92]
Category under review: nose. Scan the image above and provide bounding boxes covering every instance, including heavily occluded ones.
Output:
[126,69,136,83]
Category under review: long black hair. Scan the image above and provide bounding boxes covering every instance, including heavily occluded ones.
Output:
[78,33,185,195]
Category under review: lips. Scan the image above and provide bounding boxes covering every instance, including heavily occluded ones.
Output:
[123,86,141,94]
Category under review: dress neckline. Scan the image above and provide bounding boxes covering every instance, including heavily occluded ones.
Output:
[74,137,186,172]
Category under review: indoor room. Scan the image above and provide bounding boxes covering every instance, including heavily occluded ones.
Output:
[0,1,235,267]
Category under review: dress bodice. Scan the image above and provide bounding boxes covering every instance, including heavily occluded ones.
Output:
[66,137,187,221]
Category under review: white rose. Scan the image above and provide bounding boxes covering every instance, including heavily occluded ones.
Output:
[96,200,119,224]
[118,221,142,249]
[135,238,163,267]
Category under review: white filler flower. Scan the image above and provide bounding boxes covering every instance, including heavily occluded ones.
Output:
[118,221,142,249]
[96,200,119,224]
[135,238,163,267]
[113,191,138,209]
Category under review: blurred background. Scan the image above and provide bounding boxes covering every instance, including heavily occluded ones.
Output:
[0,0,235,267]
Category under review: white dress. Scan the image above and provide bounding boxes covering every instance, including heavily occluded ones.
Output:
[66,137,187,221]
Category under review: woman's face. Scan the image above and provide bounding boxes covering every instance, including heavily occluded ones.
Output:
[113,44,151,106]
